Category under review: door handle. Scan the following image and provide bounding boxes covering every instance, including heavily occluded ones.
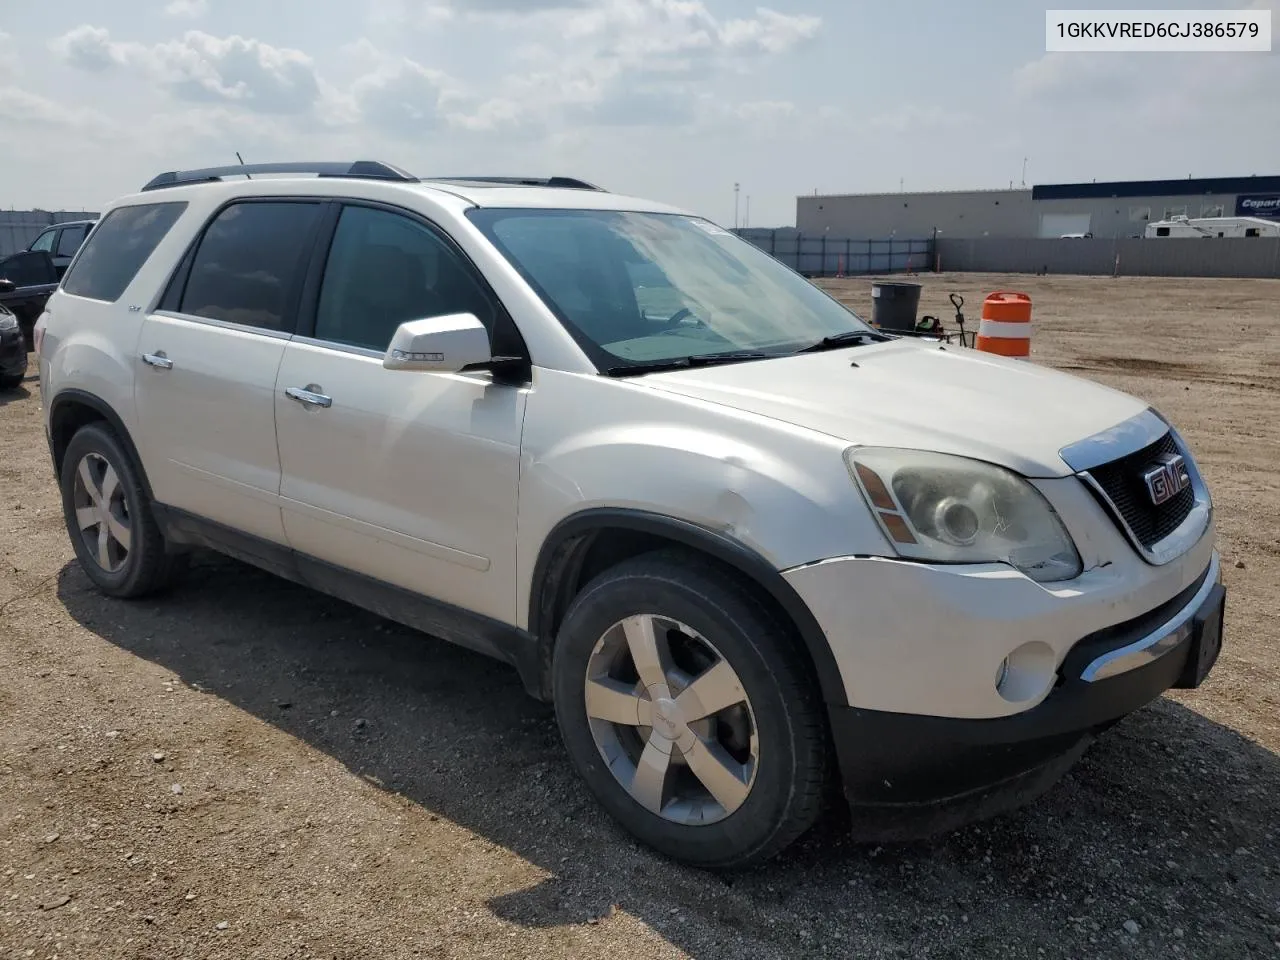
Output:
[141,352,173,370]
[285,385,333,409]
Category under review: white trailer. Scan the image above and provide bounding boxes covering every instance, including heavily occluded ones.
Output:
[1145,215,1280,238]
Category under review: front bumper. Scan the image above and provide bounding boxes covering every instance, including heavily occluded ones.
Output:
[1,325,28,379]
[822,554,1224,838]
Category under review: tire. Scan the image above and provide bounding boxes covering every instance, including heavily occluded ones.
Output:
[59,422,186,598]
[552,550,828,869]
[0,373,23,391]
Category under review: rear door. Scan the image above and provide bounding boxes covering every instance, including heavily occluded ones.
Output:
[273,201,528,623]
[134,198,328,543]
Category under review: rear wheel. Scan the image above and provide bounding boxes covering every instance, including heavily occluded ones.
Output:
[552,552,828,869]
[59,423,185,598]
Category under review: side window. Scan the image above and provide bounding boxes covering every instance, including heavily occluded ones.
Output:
[29,230,56,253]
[62,202,188,302]
[56,226,85,258]
[313,205,495,352]
[180,201,322,332]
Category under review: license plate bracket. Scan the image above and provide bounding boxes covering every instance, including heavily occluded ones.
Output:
[1175,583,1225,690]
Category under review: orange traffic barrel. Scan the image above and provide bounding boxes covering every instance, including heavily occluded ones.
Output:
[975,291,1031,360]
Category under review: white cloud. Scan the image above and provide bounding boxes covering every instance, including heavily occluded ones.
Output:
[49,24,133,72]
[367,0,454,27]
[164,0,209,17]
[446,97,532,134]
[0,85,111,132]
[42,8,823,151]
[51,26,323,115]
[467,0,589,8]
[720,7,821,54]
[146,32,322,113]
[481,1,821,128]
[349,55,452,132]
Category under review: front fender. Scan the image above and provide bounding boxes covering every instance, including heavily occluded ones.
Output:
[514,368,892,630]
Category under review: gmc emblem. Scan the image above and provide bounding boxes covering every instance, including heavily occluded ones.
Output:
[1143,452,1191,506]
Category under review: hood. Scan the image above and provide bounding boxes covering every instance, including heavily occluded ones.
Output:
[634,339,1150,478]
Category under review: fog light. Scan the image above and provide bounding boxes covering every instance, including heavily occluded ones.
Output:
[995,641,1056,704]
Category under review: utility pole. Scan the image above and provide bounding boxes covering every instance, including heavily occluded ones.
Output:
[744,195,750,229]
[1021,156,1028,188]
[734,183,740,229]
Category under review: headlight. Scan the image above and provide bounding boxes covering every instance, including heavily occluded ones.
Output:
[846,447,1082,582]
[0,309,17,332]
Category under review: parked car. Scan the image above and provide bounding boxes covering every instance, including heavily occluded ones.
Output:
[25,218,97,278]
[0,298,28,389]
[34,161,1224,869]
[0,249,59,349]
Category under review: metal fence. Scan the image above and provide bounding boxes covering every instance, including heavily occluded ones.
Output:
[936,236,1280,279]
[734,229,934,277]
[0,210,99,258]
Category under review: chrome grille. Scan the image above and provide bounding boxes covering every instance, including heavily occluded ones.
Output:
[1082,432,1196,549]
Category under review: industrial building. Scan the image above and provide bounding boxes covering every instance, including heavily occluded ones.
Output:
[797,175,1280,240]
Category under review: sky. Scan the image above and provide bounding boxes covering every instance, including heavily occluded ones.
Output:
[1,0,1277,227]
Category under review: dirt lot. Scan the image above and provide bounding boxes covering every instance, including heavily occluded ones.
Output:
[2,272,1278,960]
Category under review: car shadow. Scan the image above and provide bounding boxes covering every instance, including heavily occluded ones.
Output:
[56,551,1280,958]
[0,380,32,406]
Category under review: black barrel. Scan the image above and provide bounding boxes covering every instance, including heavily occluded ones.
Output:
[871,281,922,332]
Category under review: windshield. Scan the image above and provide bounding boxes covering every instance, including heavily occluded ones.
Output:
[466,208,875,370]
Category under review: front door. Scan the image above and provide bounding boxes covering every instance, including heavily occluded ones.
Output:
[274,202,527,624]
[134,199,327,543]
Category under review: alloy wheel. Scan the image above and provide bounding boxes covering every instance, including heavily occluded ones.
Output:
[71,452,132,574]
[583,614,759,825]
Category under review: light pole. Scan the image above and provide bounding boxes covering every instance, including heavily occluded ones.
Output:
[734,182,740,229]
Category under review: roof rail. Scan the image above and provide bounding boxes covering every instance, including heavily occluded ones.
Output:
[140,161,419,192]
[425,175,606,192]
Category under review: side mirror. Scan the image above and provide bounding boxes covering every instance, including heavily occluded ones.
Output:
[0,279,14,294]
[383,313,492,373]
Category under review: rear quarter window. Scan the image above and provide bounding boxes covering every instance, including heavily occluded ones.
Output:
[62,202,188,303]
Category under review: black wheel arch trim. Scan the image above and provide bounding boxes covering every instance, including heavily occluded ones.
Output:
[47,388,154,501]
[529,508,850,706]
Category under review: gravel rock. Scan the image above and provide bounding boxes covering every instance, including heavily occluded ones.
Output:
[1123,919,1141,936]
[3,279,1280,960]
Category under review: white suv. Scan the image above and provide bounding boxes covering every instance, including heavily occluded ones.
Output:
[35,161,1225,869]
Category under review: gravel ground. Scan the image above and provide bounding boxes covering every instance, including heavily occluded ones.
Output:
[2,272,1278,959]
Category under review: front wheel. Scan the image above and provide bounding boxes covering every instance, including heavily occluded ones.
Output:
[552,552,828,869]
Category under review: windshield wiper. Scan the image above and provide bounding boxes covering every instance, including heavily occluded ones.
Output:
[795,330,885,353]
[606,351,773,377]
